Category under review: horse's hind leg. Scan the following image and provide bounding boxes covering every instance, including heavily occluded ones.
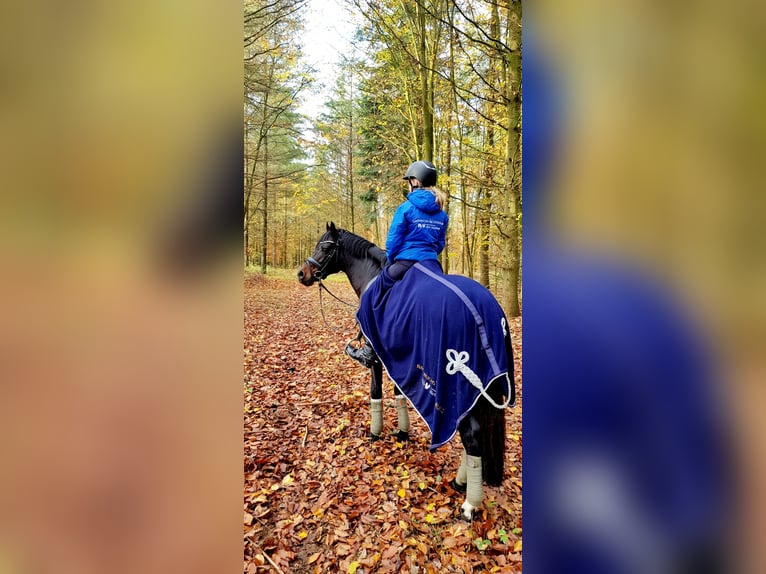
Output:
[393,385,410,442]
[455,414,484,521]
[369,362,384,440]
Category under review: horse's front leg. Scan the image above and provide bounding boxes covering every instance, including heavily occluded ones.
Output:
[454,414,483,521]
[369,362,384,440]
[370,368,410,442]
[393,385,410,442]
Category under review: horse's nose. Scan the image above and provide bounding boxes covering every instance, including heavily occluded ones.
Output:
[297,269,304,281]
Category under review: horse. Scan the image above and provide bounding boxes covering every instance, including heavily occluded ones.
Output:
[297,222,515,520]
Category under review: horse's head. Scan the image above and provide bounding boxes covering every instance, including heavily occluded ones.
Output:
[298,222,343,286]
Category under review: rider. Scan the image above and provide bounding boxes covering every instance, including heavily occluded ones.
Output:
[346,160,449,366]
[385,160,449,279]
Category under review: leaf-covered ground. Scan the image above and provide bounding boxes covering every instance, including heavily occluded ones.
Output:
[244,272,522,573]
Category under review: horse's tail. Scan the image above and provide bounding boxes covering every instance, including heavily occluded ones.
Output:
[479,375,513,486]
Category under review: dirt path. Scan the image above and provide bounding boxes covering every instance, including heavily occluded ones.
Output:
[244,273,522,573]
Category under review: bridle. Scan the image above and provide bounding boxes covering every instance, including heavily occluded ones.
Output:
[305,238,356,329]
[305,239,338,281]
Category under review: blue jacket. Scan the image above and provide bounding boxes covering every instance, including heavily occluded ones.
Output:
[386,188,448,262]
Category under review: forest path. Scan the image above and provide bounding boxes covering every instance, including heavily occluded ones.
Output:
[244,272,522,573]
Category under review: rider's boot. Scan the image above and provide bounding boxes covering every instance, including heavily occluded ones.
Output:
[345,338,380,368]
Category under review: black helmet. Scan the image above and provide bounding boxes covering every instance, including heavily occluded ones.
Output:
[403,160,438,187]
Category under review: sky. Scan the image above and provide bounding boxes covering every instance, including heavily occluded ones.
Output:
[298,0,360,121]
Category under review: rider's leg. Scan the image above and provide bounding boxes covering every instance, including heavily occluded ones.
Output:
[384,260,416,280]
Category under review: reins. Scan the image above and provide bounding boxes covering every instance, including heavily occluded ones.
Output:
[306,232,379,331]
[316,278,358,331]
[307,237,358,330]
[317,278,357,308]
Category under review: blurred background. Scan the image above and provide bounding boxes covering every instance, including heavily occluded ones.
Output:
[525,0,765,572]
[0,1,242,573]
[0,0,764,571]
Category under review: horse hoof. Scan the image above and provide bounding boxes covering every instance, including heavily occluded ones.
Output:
[369,433,381,442]
[458,501,478,522]
[449,479,467,494]
[394,430,409,442]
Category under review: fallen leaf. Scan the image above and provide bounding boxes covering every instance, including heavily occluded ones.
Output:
[243,275,523,573]
[442,536,458,548]
[307,552,321,564]
[335,543,352,556]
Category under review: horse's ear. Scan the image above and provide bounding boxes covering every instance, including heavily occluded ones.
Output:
[326,222,331,231]
[329,221,338,235]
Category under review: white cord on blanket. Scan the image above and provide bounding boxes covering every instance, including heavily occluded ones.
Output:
[445,349,513,409]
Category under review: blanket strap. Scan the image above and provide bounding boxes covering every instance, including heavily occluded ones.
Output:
[445,349,513,409]
[414,263,502,374]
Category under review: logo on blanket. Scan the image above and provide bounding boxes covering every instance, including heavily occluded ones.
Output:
[416,363,438,398]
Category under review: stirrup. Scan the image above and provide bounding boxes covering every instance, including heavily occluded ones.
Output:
[344,341,379,368]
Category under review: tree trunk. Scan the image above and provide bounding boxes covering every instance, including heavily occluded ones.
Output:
[443,2,457,275]
[416,1,433,162]
[500,0,522,316]
[460,140,471,278]
[348,83,355,233]
[477,1,502,290]
[477,187,491,288]
[443,123,451,274]
[260,132,268,274]
[282,191,288,267]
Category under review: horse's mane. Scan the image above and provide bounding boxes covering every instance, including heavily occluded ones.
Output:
[339,229,387,267]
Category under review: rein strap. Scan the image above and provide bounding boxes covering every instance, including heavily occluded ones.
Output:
[318,279,357,308]
[316,279,357,332]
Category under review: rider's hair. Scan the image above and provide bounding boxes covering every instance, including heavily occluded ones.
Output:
[430,187,447,210]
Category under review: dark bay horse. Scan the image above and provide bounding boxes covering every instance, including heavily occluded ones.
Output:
[298,222,514,520]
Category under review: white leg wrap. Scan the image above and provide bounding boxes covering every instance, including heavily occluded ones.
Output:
[370,399,383,436]
[465,454,483,508]
[395,396,410,433]
[456,448,468,486]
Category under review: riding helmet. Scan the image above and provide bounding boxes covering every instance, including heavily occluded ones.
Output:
[403,160,438,187]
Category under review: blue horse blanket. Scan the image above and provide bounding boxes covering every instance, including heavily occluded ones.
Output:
[356,259,514,451]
